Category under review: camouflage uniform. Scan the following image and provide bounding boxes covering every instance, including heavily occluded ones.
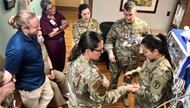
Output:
[0,93,14,108]
[131,56,172,108]
[66,56,128,108]
[72,18,102,44]
[104,17,151,90]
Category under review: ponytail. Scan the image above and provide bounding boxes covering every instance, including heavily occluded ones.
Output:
[157,34,173,67]
[68,44,82,62]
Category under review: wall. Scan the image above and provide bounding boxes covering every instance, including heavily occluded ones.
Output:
[92,0,178,32]
[0,1,19,56]
[30,0,42,16]
[55,0,81,7]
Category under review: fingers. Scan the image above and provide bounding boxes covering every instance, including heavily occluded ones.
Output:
[123,71,132,78]
[109,53,116,62]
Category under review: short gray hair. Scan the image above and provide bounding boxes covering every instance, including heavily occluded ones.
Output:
[124,1,136,11]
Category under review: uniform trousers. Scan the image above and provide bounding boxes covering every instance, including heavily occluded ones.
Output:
[108,61,138,90]
[19,76,53,108]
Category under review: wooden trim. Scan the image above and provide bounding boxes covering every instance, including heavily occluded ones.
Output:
[56,6,78,11]
[89,0,93,17]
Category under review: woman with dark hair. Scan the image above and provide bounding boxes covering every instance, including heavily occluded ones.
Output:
[66,31,139,108]
[40,0,68,72]
[0,69,16,108]
[72,3,101,44]
[124,34,173,107]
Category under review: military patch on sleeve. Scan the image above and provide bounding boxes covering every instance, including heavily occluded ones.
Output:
[97,84,106,96]
[150,75,166,94]
[92,79,106,96]
[93,80,101,89]
[152,80,161,89]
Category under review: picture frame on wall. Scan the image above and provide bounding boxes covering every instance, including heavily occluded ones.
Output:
[120,0,159,13]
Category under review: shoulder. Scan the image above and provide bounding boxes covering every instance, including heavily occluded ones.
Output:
[153,59,172,79]
[115,18,125,24]
[73,19,83,26]
[7,32,25,49]
[55,11,63,16]
[135,17,148,25]
[111,18,125,28]
[91,18,99,23]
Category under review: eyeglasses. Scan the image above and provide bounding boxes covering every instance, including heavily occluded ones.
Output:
[1,77,14,87]
[47,5,55,12]
[94,49,104,53]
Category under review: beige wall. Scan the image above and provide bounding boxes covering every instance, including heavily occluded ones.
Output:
[92,0,178,32]
[55,0,81,7]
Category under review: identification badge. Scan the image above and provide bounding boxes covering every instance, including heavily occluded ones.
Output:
[50,19,57,26]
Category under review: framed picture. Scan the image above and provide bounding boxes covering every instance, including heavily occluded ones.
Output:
[120,0,159,13]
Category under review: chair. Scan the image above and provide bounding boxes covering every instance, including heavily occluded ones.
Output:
[99,22,114,69]
[100,22,114,43]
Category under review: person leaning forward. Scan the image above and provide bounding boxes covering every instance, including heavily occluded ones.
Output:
[66,31,140,108]
[104,1,151,107]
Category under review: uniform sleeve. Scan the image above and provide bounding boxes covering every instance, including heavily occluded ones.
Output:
[5,48,23,75]
[88,74,128,105]
[72,22,80,44]
[131,67,142,75]
[104,23,117,54]
[142,22,152,35]
[136,69,170,103]
[93,19,102,35]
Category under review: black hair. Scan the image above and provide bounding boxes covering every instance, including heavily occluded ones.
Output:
[68,31,102,62]
[78,3,90,19]
[124,1,136,11]
[141,34,173,66]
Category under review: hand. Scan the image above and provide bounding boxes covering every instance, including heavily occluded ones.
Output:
[123,71,132,78]
[109,53,116,62]
[37,31,44,43]
[135,35,144,43]
[103,77,110,90]
[48,70,55,80]
[125,84,140,93]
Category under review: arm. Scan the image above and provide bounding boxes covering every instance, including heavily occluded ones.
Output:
[60,20,69,30]
[46,56,55,80]
[135,69,170,103]
[88,73,139,105]
[48,27,62,38]
[48,20,68,38]
[124,67,141,78]
[104,24,117,62]
[92,19,102,35]
[72,22,80,44]
[5,48,23,75]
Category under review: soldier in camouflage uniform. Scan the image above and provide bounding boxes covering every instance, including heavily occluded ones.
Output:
[104,1,151,106]
[124,34,173,108]
[0,69,16,108]
[66,31,140,108]
[72,3,101,44]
